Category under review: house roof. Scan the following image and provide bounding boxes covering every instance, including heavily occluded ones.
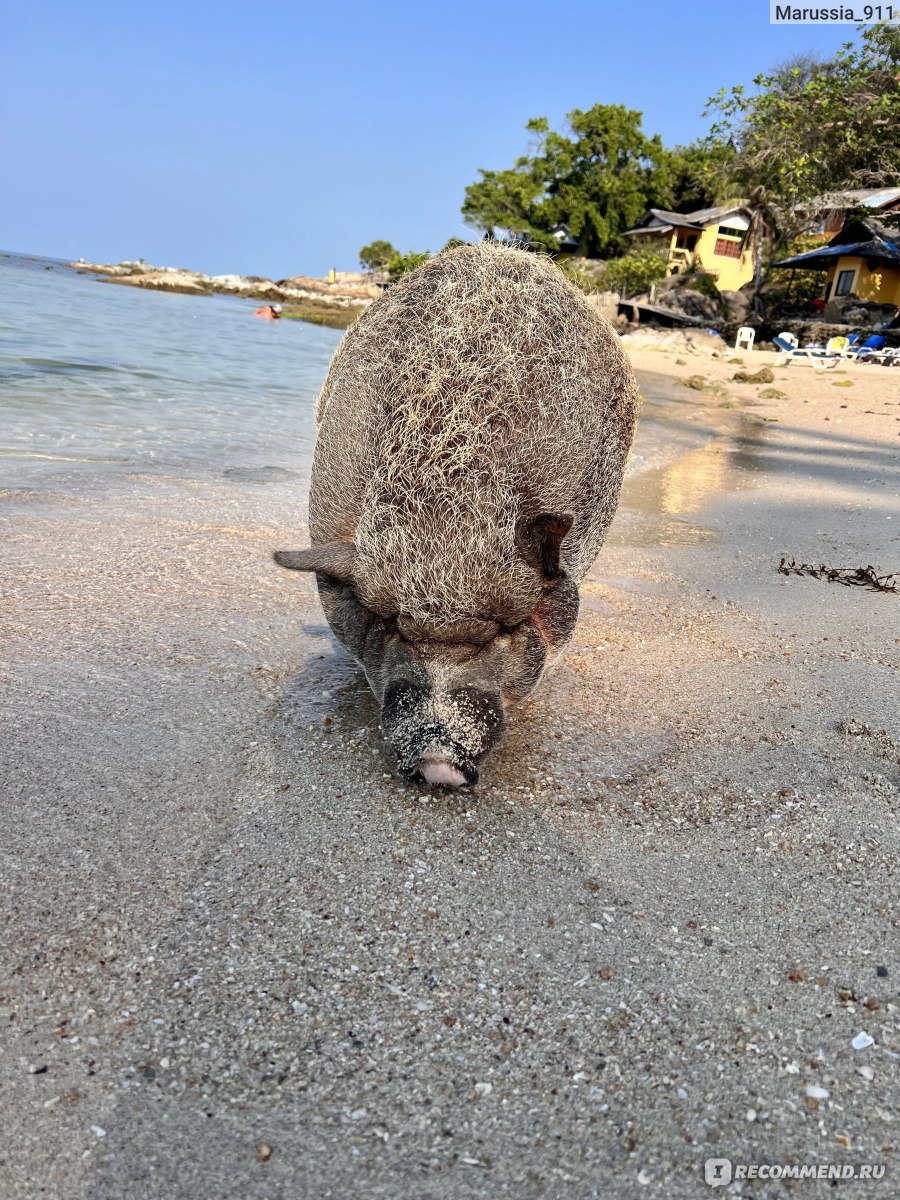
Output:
[803,187,900,213]
[773,217,900,271]
[623,201,748,237]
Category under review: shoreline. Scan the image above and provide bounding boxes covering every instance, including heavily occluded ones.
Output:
[72,258,377,329]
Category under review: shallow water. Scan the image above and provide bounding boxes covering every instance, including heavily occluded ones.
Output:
[0,252,340,491]
[1,252,769,540]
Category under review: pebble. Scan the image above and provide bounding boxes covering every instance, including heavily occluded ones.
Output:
[858,1066,875,1081]
[851,1032,875,1050]
[90,1126,107,1138]
[255,1142,272,1162]
[474,1082,492,1098]
[806,1085,829,1101]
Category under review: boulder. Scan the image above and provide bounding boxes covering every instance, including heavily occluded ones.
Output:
[585,291,620,323]
[655,284,721,323]
[720,289,752,328]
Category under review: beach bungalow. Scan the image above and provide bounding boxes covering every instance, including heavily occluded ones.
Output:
[800,186,900,242]
[773,215,900,307]
[622,201,754,291]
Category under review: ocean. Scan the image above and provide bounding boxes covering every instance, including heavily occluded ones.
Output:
[1,249,745,551]
[0,251,341,492]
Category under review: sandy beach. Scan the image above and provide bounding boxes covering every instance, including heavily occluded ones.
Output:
[2,334,898,1197]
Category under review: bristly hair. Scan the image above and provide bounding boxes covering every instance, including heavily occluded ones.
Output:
[309,241,638,631]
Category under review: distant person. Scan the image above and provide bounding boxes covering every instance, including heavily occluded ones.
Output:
[253,304,283,320]
[328,268,336,284]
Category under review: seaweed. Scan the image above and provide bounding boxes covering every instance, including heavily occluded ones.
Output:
[778,558,897,593]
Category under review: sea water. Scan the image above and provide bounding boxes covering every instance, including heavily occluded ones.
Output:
[0,250,734,521]
[0,252,341,492]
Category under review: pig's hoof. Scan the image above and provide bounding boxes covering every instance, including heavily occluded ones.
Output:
[418,755,469,787]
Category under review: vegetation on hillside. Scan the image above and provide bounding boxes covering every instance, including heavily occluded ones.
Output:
[358,24,899,320]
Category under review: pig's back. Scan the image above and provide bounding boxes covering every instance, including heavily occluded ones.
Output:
[310,242,637,627]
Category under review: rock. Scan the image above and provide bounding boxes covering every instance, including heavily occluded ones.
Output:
[733,367,774,384]
[758,387,787,400]
[585,291,620,323]
[619,329,725,356]
[683,375,707,390]
[656,284,721,323]
[721,289,751,327]
[824,295,898,326]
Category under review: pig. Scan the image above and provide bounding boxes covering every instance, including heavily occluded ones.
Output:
[275,242,637,786]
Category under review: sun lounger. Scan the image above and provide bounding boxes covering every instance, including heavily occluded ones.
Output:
[772,333,840,368]
[846,335,887,361]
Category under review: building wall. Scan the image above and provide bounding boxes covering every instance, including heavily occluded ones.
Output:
[627,217,755,291]
[693,222,754,291]
[824,255,900,305]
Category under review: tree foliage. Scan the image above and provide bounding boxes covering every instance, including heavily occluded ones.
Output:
[462,105,671,257]
[706,23,900,209]
[656,141,735,213]
[386,250,430,280]
[601,249,668,297]
[705,22,900,314]
[359,240,397,272]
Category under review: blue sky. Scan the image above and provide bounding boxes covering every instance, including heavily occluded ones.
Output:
[4,1,855,277]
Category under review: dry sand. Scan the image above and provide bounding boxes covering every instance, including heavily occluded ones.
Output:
[1,349,898,1198]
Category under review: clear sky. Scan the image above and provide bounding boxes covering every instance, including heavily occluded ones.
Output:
[3,0,856,278]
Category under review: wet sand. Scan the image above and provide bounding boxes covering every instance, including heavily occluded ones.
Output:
[2,365,898,1198]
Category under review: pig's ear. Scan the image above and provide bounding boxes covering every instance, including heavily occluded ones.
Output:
[273,542,358,583]
[516,512,574,581]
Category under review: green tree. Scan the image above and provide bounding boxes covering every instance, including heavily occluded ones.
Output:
[602,249,668,298]
[705,23,900,312]
[387,250,430,280]
[656,140,735,213]
[359,240,397,272]
[705,25,900,314]
[462,105,669,257]
[708,24,899,202]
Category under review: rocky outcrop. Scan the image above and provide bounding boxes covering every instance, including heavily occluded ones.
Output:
[619,328,728,356]
[585,290,620,323]
[823,294,898,326]
[720,289,752,328]
[72,260,375,318]
[655,284,722,323]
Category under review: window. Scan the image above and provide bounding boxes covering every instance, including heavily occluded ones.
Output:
[835,269,855,296]
[714,238,743,259]
[717,225,745,237]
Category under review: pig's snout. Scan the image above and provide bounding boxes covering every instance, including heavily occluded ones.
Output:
[381,680,504,788]
[417,752,473,788]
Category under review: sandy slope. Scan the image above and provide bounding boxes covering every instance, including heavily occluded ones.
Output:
[1,367,898,1198]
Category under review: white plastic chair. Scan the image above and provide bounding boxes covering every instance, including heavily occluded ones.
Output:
[734,326,755,352]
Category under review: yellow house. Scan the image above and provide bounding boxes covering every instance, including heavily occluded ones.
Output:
[774,217,900,307]
[622,201,754,292]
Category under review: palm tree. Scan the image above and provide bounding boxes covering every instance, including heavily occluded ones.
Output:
[745,186,781,318]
